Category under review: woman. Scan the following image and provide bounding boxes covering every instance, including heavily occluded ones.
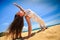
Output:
[7,11,24,40]
[13,3,47,37]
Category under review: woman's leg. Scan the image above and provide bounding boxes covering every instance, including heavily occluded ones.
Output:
[35,18,47,31]
[25,16,32,37]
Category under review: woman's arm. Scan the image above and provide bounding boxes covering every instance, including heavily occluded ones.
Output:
[25,15,32,37]
[13,3,26,14]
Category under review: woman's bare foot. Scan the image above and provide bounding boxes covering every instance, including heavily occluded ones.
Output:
[41,27,47,31]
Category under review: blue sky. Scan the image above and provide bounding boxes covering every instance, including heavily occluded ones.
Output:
[0,0,60,32]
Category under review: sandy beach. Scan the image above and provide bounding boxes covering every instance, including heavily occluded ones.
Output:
[0,25,60,40]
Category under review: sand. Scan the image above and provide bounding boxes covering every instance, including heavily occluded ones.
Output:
[0,25,60,40]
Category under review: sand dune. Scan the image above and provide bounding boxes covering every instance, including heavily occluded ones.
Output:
[0,25,60,40]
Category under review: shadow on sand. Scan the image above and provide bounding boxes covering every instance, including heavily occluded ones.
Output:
[20,30,41,40]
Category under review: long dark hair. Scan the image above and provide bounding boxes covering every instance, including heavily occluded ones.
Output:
[7,14,24,38]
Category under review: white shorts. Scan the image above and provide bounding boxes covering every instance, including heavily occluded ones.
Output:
[25,9,45,26]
